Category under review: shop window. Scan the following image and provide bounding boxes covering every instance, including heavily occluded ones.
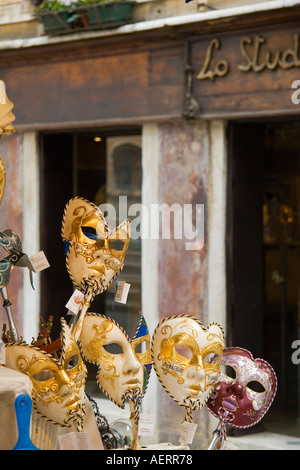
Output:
[40,130,142,398]
[228,120,300,437]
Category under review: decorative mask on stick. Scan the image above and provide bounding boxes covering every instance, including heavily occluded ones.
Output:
[62,197,130,296]
[151,315,225,423]
[0,157,5,206]
[61,197,131,340]
[206,347,277,448]
[0,79,16,207]
[79,313,152,449]
[5,319,87,431]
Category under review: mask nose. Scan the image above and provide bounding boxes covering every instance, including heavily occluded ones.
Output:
[187,366,205,378]
[123,350,141,376]
[226,381,244,399]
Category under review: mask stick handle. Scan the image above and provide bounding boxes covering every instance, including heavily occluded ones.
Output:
[71,285,93,342]
[129,399,140,451]
[207,419,222,450]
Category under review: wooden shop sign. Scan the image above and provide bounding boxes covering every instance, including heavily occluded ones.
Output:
[197,34,300,81]
[188,29,300,117]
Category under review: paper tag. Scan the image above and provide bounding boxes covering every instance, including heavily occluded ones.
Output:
[219,439,239,450]
[179,421,198,445]
[0,80,6,104]
[58,432,91,450]
[65,289,84,315]
[29,251,50,273]
[0,341,6,365]
[114,281,130,304]
[138,414,155,437]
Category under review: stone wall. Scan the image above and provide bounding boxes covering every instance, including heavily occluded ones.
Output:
[153,120,211,449]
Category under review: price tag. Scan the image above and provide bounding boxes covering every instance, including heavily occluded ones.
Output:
[179,421,198,445]
[114,281,130,304]
[29,251,50,273]
[58,432,91,450]
[0,80,6,104]
[65,289,84,315]
[219,439,239,450]
[138,414,155,437]
[0,341,5,365]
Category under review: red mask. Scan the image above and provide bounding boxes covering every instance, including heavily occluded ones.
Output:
[206,347,277,428]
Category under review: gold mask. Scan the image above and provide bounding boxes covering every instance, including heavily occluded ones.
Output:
[0,79,15,139]
[61,197,131,296]
[151,315,224,410]
[0,156,5,206]
[5,319,87,430]
[79,313,152,408]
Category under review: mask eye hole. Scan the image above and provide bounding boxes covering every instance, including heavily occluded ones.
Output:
[32,369,55,381]
[109,240,125,251]
[65,354,80,371]
[81,227,98,240]
[220,364,236,379]
[174,345,193,359]
[103,343,124,355]
[203,352,221,365]
[247,380,266,393]
[134,340,150,354]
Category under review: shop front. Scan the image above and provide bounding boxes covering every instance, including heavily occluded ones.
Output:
[1,2,300,448]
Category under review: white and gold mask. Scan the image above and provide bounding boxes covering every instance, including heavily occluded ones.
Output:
[79,313,152,408]
[61,197,131,296]
[0,79,15,205]
[0,79,15,139]
[151,315,224,410]
[5,319,87,430]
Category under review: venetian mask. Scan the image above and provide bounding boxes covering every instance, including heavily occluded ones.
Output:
[79,313,152,408]
[151,315,225,409]
[0,79,15,139]
[0,229,34,289]
[5,319,87,431]
[61,197,131,296]
[206,347,277,428]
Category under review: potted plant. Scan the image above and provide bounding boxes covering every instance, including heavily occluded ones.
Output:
[35,0,135,35]
[86,0,135,29]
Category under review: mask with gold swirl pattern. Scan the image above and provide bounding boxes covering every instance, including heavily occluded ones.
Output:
[61,197,131,297]
[0,79,15,140]
[5,318,87,431]
[151,315,224,411]
[0,80,15,205]
[79,312,152,408]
